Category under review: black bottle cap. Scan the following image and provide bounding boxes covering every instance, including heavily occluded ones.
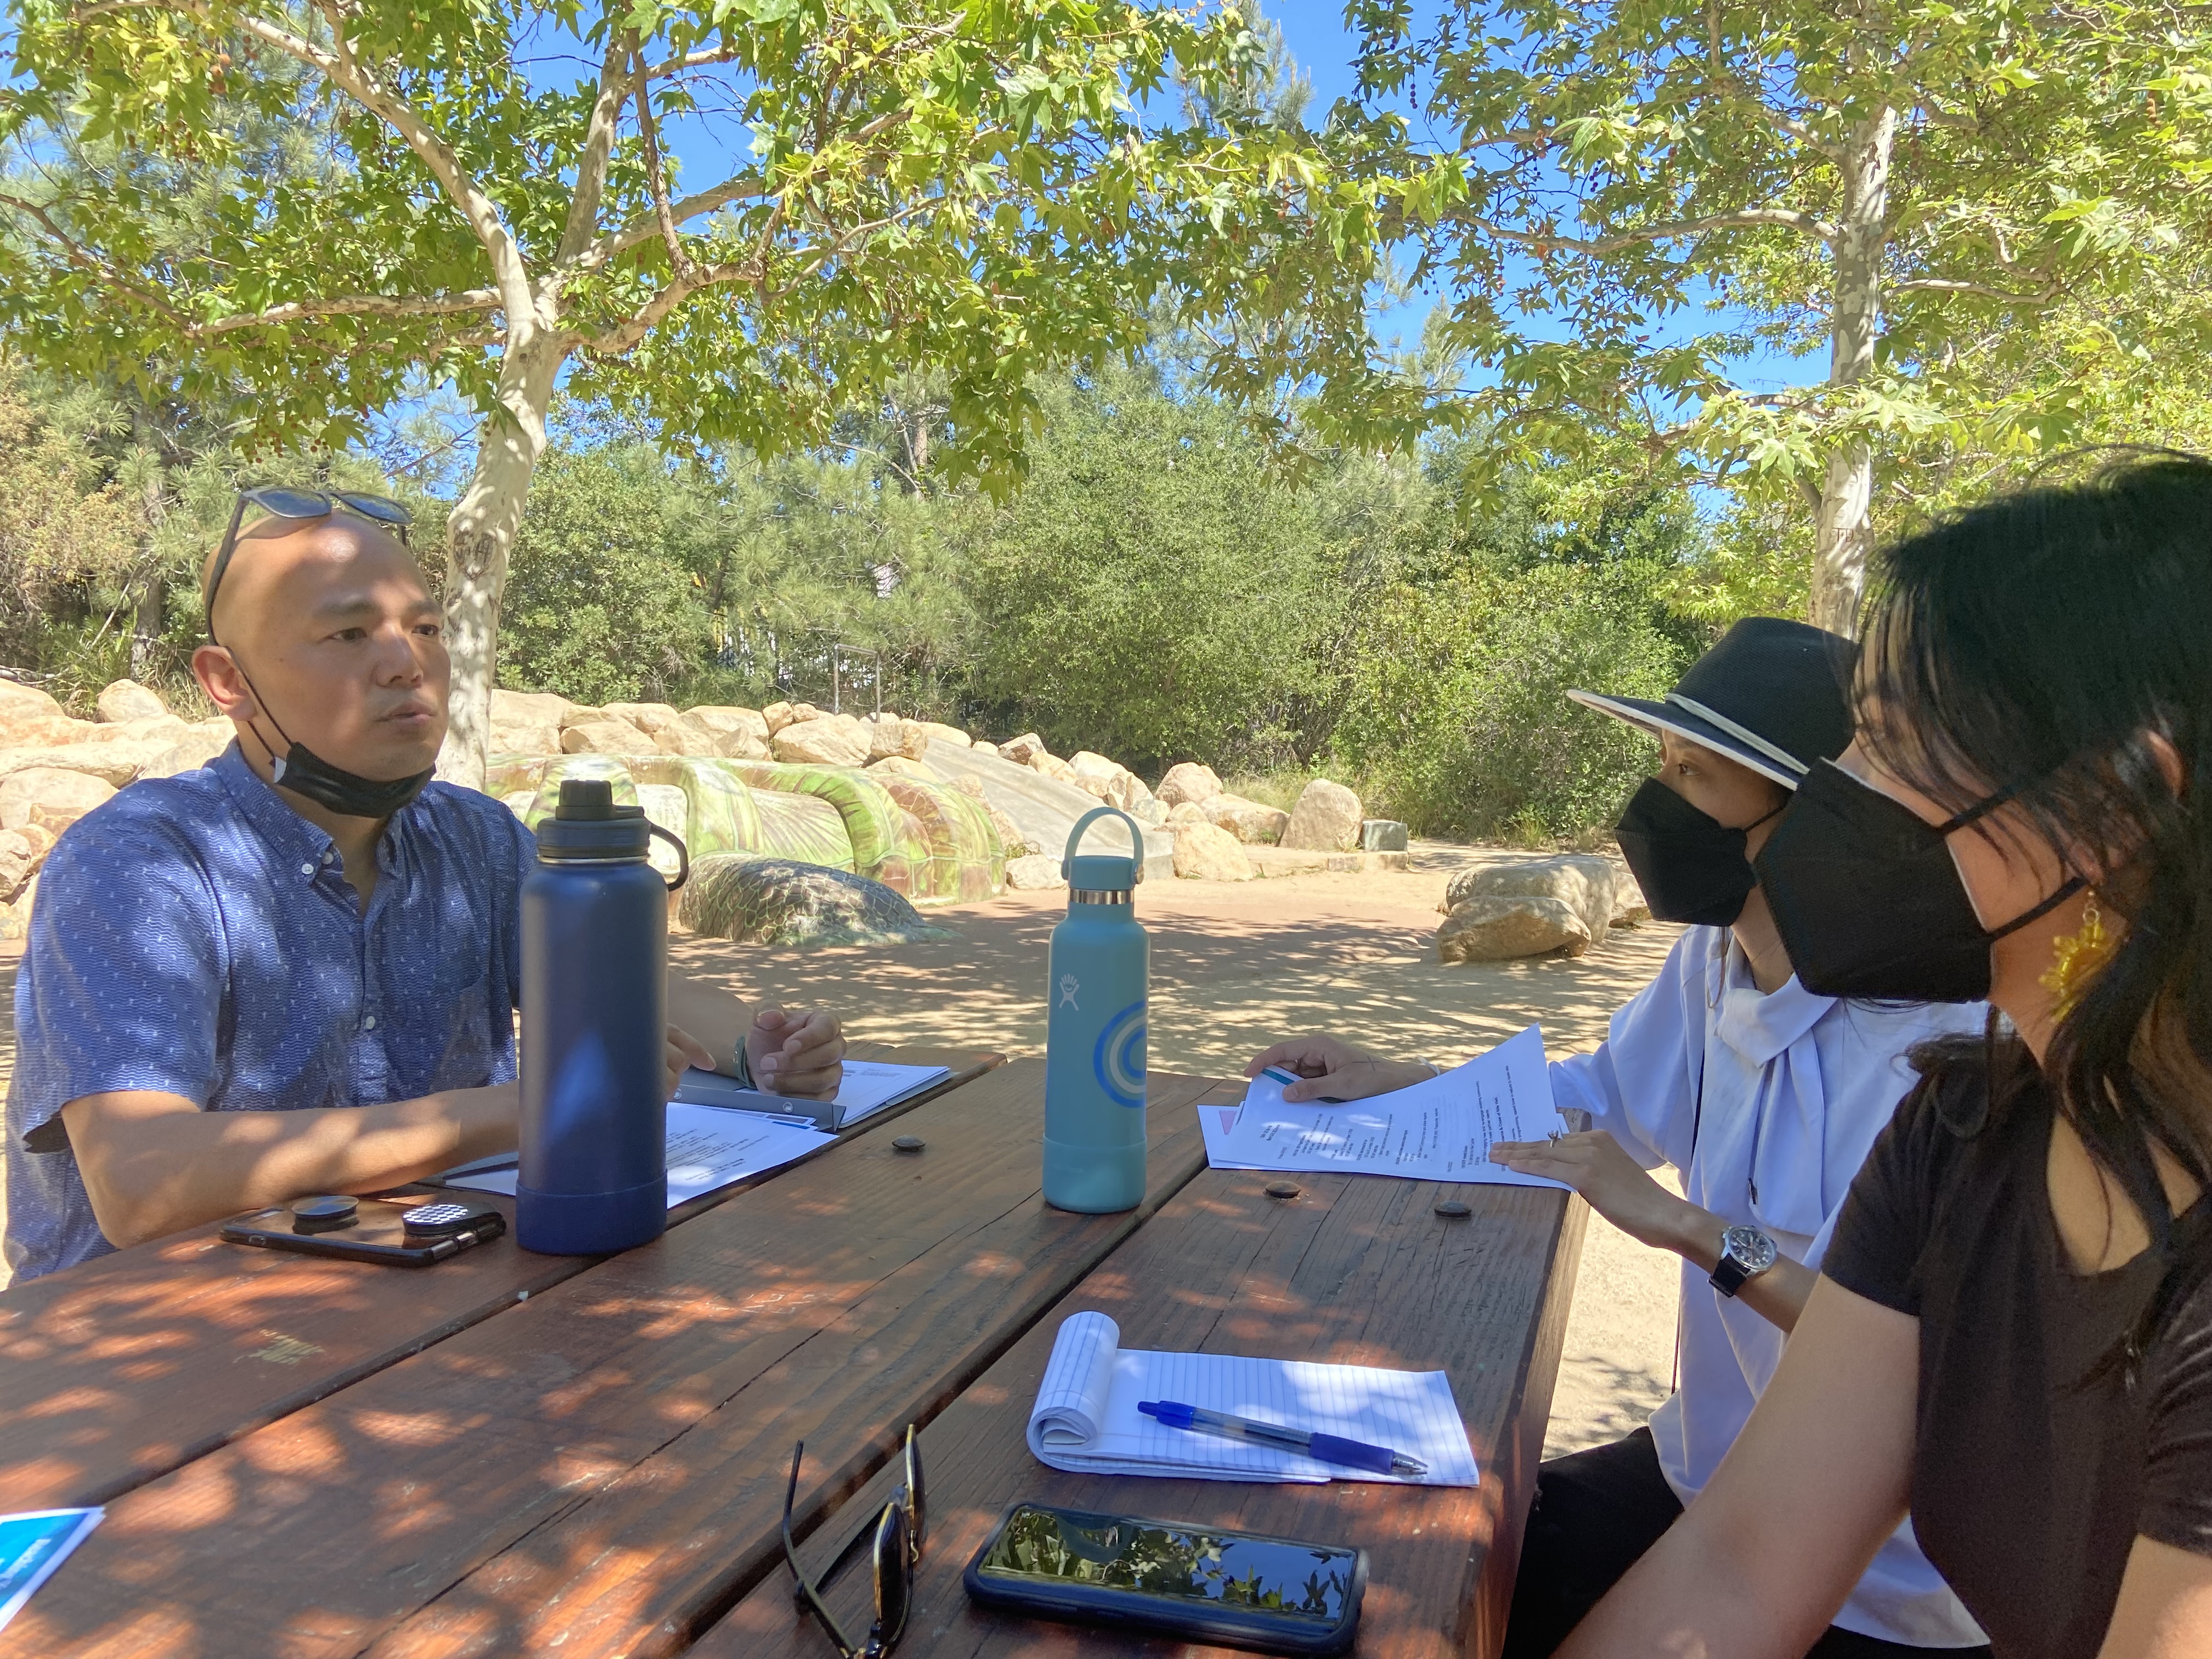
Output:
[537,778,650,861]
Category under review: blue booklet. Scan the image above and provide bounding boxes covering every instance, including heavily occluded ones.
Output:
[0,1508,101,1632]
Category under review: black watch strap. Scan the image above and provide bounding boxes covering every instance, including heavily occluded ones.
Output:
[1710,1250,1752,1297]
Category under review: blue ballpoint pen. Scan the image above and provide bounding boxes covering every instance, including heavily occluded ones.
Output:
[1137,1399,1429,1477]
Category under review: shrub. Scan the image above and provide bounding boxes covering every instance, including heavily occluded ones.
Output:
[1333,560,1691,839]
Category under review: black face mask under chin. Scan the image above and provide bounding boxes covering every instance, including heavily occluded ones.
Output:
[1752,759,2082,1003]
[233,669,433,821]
[1613,776,1780,928]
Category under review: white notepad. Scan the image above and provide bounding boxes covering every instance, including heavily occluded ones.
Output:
[1026,1312,1478,1487]
[674,1058,951,1130]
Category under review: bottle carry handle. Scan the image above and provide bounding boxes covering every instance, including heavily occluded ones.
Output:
[1062,806,1144,883]
[652,823,689,891]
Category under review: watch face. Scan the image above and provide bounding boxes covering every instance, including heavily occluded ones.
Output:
[1723,1225,1778,1274]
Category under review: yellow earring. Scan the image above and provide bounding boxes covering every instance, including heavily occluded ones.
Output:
[2041,890,2115,1018]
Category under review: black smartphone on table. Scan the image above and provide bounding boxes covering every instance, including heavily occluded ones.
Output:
[221,1194,506,1267]
[963,1501,1367,1656]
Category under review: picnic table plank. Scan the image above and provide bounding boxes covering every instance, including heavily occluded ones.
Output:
[0,1064,1229,1659]
[0,1042,996,1513]
[706,1168,1587,1659]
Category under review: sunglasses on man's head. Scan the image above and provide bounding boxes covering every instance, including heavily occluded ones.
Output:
[202,486,415,645]
[783,1424,926,1659]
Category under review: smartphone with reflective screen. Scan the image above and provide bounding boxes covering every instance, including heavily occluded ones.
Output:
[963,1502,1366,1656]
[221,1195,506,1267]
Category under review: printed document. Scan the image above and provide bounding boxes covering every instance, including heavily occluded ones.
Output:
[444,1104,834,1208]
[674,1058,950,1130]
[1206,1024,1567,1188]
[1026,1311,1476,1487]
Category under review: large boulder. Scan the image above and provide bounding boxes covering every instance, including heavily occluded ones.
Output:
[998,732,1047,766]
[0,768,116,836]
[0,681,70,748]
[678,855,958,946]
[651,719,719,758]
[4,715,103,748]
[1156,762,1223,808]
[492,689,576,725]
[1444,855,1618,949]
[139,721,234,780]
[1281,778,1365,853]
[867,755,933,780]
[1029,751,1079,784]
[556,704,610,731]
[489,718,560,757]
[0,738,171,786]
[604,701,682,736]
[679,706,772,760]
[95,679,168,724]
[0,828,37,901]
[986,804,1034,859]
[1069,751,1151,812]
[862,714,933,764]
[561,718,651,755]
[1166,800,1209,828]
[1001,853,1065,890]
[1170,821,1254,882]
[1204,793,1289,845]
[1437,895,1593,963]
[772,715,871,768]
[907,720,971,749]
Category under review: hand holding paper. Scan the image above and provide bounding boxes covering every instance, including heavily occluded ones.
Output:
[1204,1025,1569,1188]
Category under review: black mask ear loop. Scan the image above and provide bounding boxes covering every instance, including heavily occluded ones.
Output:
[202,496,313,781]
[1938,786,2089,942]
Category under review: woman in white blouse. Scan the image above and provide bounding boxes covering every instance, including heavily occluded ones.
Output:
[1247,618,1990,1659]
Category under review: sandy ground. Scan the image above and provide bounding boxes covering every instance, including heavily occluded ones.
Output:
[0,844,1683,1454]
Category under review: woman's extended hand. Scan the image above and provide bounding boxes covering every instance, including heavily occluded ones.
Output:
[664,1025,716,1102]
[1491,1129,1703,1252]
[748,1006,847,1100]
[1244,1034,1438,1103]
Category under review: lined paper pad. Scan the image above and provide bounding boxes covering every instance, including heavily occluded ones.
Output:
[1026,1312,1477,1488]
[1207,1024,1568,1189]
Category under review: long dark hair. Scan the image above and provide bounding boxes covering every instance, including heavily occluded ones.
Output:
[1857,455,2212,1332]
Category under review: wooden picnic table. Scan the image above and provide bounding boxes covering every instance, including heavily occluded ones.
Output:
[0,1056,1585,1659]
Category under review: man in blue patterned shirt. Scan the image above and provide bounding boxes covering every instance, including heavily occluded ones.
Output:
[4,504,845,1281]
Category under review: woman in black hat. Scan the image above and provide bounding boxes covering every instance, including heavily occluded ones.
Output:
[1247,618,1989,1658]
[1550,460,2212,1659]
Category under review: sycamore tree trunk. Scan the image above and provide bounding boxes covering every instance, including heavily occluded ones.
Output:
[435,330,567,791]
[1809,106,1897,638]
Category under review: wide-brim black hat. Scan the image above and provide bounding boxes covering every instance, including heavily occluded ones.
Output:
[1568,617,1857,789]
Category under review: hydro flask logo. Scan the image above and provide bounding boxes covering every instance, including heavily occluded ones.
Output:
[1057,973,1080,1009]
[1093,1001,1147,1108]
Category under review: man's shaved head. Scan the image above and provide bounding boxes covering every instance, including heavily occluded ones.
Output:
[191,513,450,807]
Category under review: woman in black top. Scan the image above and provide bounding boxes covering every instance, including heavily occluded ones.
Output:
[1556,455,2212,1659]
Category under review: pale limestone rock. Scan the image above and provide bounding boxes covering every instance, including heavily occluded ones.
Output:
[0,828,35,900]
[1171,821,1254,882]
[1281,778,1365,853]
[864,714,910,764]
[681,705,770,744]
[489,718,560,757]
[971,741,1001,759]
[4,715,101,748]
[0,740,167,786]
[561,718,652,755]
[771,715,871,768]
[492,689,576,725]
[998,732,1047,765]
[652,719,719,758]
[1203,793,1289,845]
[986,804,1032,859]
[907,720,972,749]
[0,681,64,725]
[0,768,116,834]
[1156,762,1224,808]
[605,701,682,735]
[1166,800,1209,827]
[1437,895,1592,963]
[139,722,234,780]
[1029,752,1078,783]
[556,705,608,730]
[867,755,934,779]
[761,701,797,734]
[1444,855,1618,949]
[1002,853,1065,890]
[95,679,168,724]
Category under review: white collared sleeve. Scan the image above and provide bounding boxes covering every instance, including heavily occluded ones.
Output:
[1547,927,1721,1175]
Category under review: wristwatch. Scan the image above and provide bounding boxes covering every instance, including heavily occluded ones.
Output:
[1710,1224,1779,1298]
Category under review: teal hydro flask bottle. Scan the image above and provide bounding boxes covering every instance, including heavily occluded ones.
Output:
[1043,806,1149,1213]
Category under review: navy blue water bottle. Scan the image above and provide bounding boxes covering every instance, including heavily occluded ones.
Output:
[517,778,690,1255]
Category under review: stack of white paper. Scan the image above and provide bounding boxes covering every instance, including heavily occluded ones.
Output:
[443,1104,834,1209]
[1203,1024,1567,1189]
[1026,1312,1478,1488]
